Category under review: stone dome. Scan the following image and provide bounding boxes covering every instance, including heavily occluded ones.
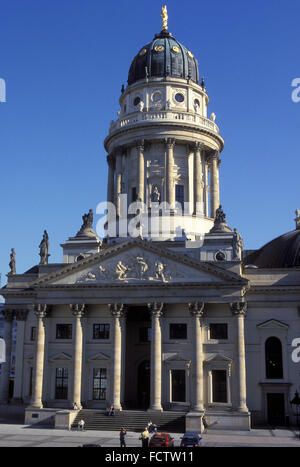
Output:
[244,229,300,268]
[128,30,200,86]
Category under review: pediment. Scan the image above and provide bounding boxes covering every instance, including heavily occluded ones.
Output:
[87,352,110,362]
[49,352,72,362]
[163,352,191,363]
[205,353,233,364]
[33,238,247,288]
[257,319,289,330]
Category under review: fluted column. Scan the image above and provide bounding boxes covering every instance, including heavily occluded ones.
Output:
[110,304,125,411]
[31,304,48,408]
[0,309,14,404]
[136,140,145,203]
[230,302,248,413]
[165,138,175,207]
[189,302,205,411]
[12,309,29,402]
[193,143,204,214]
[210,151,220,218]
[70,304,86,409]
[107,155,115,205]
[148,302,164,411]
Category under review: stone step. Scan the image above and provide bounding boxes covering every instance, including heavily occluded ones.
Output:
[71,410,186,433]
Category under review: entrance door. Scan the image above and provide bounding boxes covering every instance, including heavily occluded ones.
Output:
[267,393,285,426]
[137,360,150,410]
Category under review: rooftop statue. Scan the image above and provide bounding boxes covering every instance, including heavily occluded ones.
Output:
[76,209,98,238]
[9,248,16,275]
[161,5,168,31]
[39,230,50,265]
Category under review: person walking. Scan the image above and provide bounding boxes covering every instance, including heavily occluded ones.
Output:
[78,419,85,431]
[139,427,149,448]
[120,427,127,447]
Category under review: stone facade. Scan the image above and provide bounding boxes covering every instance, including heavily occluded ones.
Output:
[1,14,300,432]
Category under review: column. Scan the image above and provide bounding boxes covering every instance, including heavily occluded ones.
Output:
[165,138,175,207]
[12,309,29,402]
[148,302,164,411]
[31,304,48,408]
[210,150,220,218]
[193,143,204,215]
[107,155,115,205]
[189,302,205,412]
[136,140,145,203]
[230,302,248,413]
[70,304,86,409]
[110,303,125,411]
[114,149,122,217]
[0,309,14,404]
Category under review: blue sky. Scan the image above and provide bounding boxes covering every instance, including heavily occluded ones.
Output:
[0,0,299,287]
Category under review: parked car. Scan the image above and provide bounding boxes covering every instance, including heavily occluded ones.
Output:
[180,432,202,447]
[149,433,174,447]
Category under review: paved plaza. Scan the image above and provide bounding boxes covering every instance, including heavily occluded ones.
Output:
[0,424,299,447]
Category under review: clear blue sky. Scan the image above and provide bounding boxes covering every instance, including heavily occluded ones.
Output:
[0,0,299,288]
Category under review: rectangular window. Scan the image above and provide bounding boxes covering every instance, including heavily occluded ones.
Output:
[175,184,184,209]
[56,324,72,340]
[55,367,68,400]
[93,324,110,340]
[212,370,227,403]
[93,368,107,400]
[209,323,228,340]
[171,369,186,402]
[29,367,33,396]
[132,187,137,202]
[139,327,152,342]
[169,323,187,340]
[30,327,36,341]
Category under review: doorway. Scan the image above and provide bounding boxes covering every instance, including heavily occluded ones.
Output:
[137,360,150,409]
[267,393,285,426]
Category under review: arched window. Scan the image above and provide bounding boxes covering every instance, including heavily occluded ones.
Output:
[265,337,283,379]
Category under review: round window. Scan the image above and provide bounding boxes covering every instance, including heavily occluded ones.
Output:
[134,96,141,106]
[215,251,226,261]
[175,93,184,103]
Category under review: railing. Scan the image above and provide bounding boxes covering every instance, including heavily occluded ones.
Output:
[109,110,220,135]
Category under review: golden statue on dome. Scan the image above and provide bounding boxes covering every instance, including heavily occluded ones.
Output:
[161,5,168,31]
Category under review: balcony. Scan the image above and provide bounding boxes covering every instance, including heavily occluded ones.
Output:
[108,110,220,135]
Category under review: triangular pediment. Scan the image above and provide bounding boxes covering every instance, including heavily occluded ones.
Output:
[257,319,289,330]
[205,353,233,364]
[32,238,247,288]
[49,352,72,362]
[163,352,191,363]
[88,352,110,362]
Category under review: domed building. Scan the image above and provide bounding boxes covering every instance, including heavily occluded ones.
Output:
[0,7,300,432]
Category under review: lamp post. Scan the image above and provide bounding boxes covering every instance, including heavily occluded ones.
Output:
[290,391,300,438]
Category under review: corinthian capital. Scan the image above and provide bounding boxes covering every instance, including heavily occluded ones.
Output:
[207,149,219,163]
[34,304,48,319]
[230,301,247,316]
[109,303,125,318]
[2,309,15,322]
[70,303,86,317]
[135,139,145,151]
[165,138,175,149]
[188,302,205,317]
[148,302,164,317]
[193,142,204,152]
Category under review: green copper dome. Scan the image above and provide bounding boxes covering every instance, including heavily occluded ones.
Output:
[128,31,200,86]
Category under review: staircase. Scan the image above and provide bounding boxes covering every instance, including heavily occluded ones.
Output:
[71,409,186,433]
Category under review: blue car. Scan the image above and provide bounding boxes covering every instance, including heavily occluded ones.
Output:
[180,432,202,447]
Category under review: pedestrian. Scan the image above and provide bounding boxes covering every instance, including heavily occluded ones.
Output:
[139,427,149,448]
[78,419,85,431]
[120,427,127,447]
[108,405,115,416]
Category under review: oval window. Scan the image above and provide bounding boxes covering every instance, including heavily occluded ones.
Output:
[215,251,226,261]
[175,93,184,103]
[134,96,141,106]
